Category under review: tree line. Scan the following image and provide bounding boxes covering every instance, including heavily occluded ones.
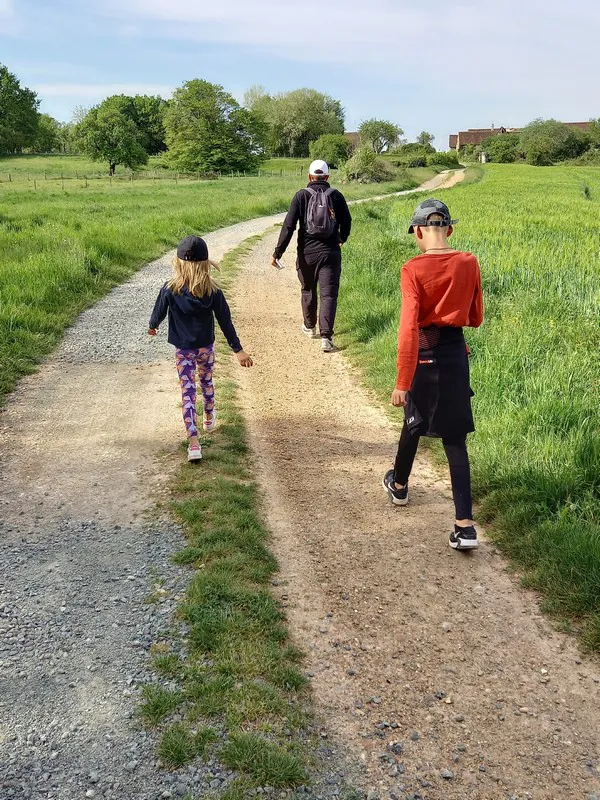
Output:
[1,64,423,176]
[463,119,600,166]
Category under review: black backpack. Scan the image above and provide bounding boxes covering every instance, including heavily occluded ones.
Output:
[304,187,337,239]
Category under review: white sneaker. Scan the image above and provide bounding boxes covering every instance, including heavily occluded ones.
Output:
[302,324,317,338]
[321,337,334,352]
[187,445,202,462]
[203,410,217,432]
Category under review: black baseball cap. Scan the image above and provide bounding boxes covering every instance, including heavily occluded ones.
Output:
[177,235,209,261]
[408,198,458,234]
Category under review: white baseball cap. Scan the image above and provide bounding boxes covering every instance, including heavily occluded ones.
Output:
[308,159,329,176]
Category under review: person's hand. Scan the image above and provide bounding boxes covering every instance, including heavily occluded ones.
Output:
[236,350,253,367]
[391,389,407,407]
[148,328,158,336]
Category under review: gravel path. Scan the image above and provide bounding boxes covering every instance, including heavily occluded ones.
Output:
[231,232,600,800]
[0,214,293,800]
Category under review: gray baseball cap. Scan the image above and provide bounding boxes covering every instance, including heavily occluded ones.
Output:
[408,198,458,234]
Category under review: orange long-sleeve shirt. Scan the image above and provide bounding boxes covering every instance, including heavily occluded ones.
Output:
[396,251,483,391]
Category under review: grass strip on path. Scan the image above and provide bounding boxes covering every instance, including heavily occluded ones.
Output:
[142,238,362,799]
[334,163,600,651]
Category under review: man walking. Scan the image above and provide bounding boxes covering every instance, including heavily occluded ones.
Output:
[271,159,352,352]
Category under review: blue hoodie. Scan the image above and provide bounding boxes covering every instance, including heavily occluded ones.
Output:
[149,285,242,352]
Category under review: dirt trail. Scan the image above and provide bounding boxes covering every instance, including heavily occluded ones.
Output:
[232,232,600,800]
[0,173,457,798]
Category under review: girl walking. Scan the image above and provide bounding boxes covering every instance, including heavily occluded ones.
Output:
[382,199,483,549]
[149,235,253,461]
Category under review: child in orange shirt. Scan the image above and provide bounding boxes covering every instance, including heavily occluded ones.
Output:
[382,199,483,550]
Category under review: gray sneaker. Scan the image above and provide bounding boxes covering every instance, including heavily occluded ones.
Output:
[302,324,317,338]
[321,337,334,352]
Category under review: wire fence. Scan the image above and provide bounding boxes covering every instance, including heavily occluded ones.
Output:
[0,166,308,188]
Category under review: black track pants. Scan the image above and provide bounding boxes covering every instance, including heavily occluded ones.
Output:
[296,250,341,338]
[393,423,473,520]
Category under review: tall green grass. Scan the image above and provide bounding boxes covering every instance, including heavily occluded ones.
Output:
[0,168,430,404]
[336,164,600,649]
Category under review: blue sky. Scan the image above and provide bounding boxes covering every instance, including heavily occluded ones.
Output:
[1,0,599,148]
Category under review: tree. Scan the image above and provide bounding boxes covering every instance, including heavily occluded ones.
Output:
[587,118,600,147]
[164,79,266,172]
[519,119,589,165]
[416,131,434,148]
[74,103,148,174]
[0,64,40,153]
[480,132,519,163]
[309,134,352,168]
[358,119,404,154]
[33,114,62,152]
[100,94,167,154]
[246,87,345,157]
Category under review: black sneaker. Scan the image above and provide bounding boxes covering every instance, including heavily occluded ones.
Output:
[449,525,478,550]
[382,469,408,506]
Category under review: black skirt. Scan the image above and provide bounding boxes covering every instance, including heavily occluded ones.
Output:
[405,326,475,439]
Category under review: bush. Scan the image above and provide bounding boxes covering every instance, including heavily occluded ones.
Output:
[480,133,520,163]
[309,133,352,168]
[340,146,394,183]
[519,118,590,166]
[426,150,460,168]
[390,143,433,169]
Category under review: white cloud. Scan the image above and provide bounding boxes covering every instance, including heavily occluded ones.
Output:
[95,0,600,103]
[0,0,19,34]
[36,82,174,98]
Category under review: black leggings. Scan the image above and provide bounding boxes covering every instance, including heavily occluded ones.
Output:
[393,423,473,520]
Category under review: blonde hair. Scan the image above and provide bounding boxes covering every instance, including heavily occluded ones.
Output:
[168,256,219,297]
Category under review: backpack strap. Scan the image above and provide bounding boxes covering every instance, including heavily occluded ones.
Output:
[304,186,317,196]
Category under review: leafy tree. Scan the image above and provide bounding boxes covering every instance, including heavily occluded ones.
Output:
[247,87,344,157]
[358,119,404,154]
[33,114,62,152]
[587,118,600,147]
[309,134,352,168]
[0,64,40,153]
[165,79,266,172]
[479,132,519,163]
[519,119,589,165]
[74,103,148,174]
[416,130,434,148]
[101,94,167,154]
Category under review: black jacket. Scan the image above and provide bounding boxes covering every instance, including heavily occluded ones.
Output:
[273,181,352,259]
[149,285,242,352]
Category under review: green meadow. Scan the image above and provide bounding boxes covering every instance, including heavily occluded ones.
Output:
[337,163,600,648]
[0,159,433,403]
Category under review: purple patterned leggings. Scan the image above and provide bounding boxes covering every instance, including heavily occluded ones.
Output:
[175,346,215,438]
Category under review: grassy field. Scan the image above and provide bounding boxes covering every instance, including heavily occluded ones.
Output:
[336,163,600,649]
[0,163,436,405]
[0,154,337,183]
